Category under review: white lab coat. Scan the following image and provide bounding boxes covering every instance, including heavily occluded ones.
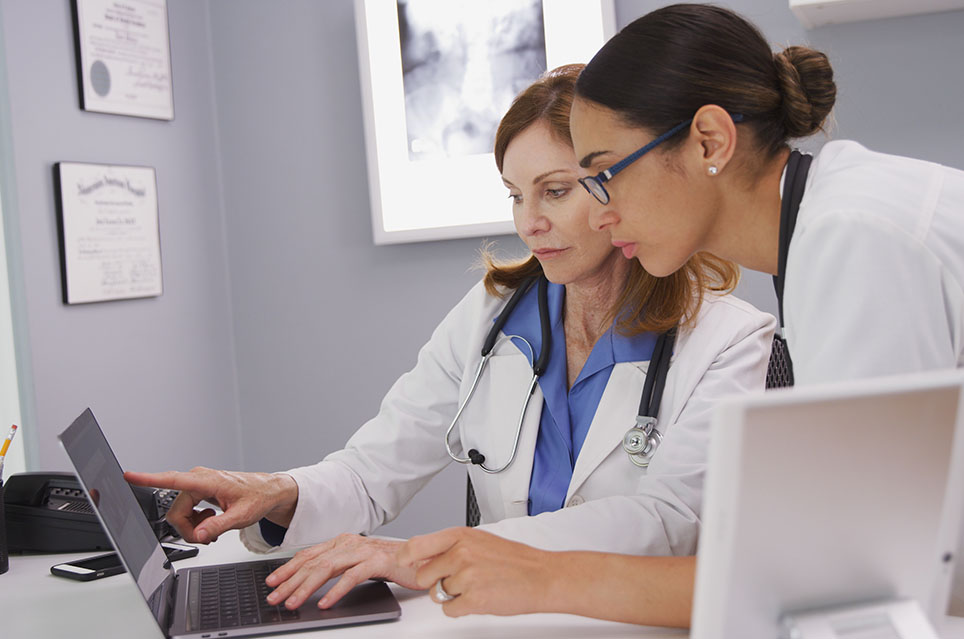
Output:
[782,140,964,611]
[241,282,775,556]
[784,140,964,384]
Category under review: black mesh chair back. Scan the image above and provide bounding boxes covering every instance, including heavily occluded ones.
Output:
[466,478,482,528]
[766,334,794,389]
[465,334,794,526]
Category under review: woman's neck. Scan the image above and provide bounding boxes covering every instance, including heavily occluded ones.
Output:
[563,253,631,347]
[705,148,791,276]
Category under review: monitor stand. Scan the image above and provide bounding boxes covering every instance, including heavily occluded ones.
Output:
[781,598,939,639]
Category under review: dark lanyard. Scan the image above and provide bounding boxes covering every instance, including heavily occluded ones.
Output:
[771,150,813,384]
[773,150,813,327]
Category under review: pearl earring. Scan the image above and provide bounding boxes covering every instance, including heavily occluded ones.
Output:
[708,166,719,176]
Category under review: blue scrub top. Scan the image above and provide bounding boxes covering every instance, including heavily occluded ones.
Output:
[500,280,658,516]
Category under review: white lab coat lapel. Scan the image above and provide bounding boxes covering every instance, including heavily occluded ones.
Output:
[495,378,542,519]
[459,344,542,520]
[566,360,649,502]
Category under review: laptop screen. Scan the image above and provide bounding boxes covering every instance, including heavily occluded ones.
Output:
[59,408,172,604]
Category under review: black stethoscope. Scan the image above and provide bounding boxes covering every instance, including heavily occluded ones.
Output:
[444,274,676,473]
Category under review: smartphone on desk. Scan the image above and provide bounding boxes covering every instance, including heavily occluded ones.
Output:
[51,541,198,581]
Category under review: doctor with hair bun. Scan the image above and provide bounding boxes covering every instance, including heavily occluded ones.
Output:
[567,5,963,384]
[401,2,964,627]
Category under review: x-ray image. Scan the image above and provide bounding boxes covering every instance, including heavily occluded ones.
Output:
[397,0,547,161]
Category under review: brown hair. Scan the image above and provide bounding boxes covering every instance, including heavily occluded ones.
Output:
[482,64,739,335]
[575,4,837,158]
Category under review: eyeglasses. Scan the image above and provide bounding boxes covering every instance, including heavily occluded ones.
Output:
[578,114,743,205]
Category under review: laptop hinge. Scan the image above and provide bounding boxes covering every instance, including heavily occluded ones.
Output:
[158,571,179,635]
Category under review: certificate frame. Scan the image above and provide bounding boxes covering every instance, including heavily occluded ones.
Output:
[355,0,616,245]
[54,162,164,305]
[71,0,175,121]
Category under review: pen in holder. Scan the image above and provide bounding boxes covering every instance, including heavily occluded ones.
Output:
[0,478,8,575]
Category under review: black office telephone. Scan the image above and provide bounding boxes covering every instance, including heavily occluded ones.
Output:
[3,471,180,552]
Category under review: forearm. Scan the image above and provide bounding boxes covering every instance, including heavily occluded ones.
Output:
[239,466,369,552]
[479,491,699,556]
[263,472,299,528]
[271,461,393,547]
[539,552,695,628]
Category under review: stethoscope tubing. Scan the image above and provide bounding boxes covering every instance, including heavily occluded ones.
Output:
[638,327,675,419]
[445,273,675,473]
[444,275,547,473]
[444,337,539,473]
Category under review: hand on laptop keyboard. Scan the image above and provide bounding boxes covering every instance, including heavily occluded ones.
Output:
[263,534,422,610]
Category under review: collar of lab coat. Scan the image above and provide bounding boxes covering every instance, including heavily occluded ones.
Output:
[496,280,659,366]
[566,360,650,501]
[499,280,659,451]
[487,359,653,517]
[496,280,660,506]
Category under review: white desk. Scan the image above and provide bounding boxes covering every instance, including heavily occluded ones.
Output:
[0,531,681,638]
[2,532,963,638]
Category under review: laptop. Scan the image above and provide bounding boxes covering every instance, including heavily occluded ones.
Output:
[59,408,401,639]
[691,369,964,639]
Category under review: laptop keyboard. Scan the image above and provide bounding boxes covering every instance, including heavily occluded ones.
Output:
[191,560,300,630]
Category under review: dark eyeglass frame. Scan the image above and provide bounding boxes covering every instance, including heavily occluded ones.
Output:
[578,113,744,205]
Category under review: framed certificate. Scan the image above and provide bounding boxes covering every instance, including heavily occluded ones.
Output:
[355,0,616,244]
[54,162,164,304]
[71,0,175,120]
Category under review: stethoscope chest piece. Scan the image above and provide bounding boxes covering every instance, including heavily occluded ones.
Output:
[623,416,660,468]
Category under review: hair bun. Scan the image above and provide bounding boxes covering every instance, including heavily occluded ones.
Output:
[773,46,836,138]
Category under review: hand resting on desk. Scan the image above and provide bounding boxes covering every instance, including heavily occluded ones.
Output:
[399,526,696,628]
[400,526,554,618]
[124,467,299,544]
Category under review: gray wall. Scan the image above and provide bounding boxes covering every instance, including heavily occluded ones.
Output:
[2,0,962,539]
[0,1,243,472]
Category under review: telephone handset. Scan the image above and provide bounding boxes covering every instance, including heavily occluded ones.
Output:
[3,471,180,552]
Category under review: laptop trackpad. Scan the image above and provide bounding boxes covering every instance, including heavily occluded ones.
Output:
[298,579,399,621]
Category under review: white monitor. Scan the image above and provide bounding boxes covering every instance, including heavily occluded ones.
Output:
[692,370,964,639]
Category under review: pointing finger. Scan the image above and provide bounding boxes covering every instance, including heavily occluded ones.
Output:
[124,469,218,495]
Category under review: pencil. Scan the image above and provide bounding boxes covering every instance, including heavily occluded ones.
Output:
[0,424,17,458]
[0,424,18,478]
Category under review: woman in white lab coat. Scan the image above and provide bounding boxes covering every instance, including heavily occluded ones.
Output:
[400,3,964,627]
[127,64,774,614]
